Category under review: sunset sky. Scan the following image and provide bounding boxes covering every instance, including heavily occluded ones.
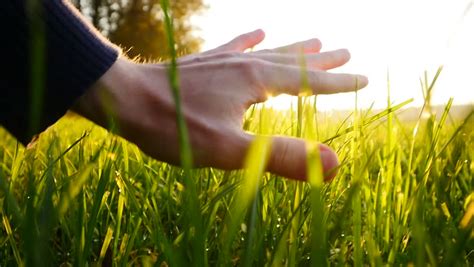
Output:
[192,0,474,110]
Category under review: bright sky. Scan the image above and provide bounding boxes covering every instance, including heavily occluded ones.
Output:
[191,0,474,110]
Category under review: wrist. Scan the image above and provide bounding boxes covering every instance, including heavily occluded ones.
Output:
[72,57,138,130]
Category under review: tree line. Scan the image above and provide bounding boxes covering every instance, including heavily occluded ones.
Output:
[72,0,205,59]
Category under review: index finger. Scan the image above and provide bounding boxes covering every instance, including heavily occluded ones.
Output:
[202,29,266,55]
[255,38,322,54]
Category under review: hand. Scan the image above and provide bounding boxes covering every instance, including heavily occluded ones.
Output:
[73,29,368,181]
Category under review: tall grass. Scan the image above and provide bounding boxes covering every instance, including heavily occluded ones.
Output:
[160,0,206,265]
[1,70,473,265]
[0,2,473,264]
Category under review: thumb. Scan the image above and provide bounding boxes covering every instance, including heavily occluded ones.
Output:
[203,29,266,55]
[265,136,339,181]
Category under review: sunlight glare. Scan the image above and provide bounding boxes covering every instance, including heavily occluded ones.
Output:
[265,94,294,110]
[193,0,474,110]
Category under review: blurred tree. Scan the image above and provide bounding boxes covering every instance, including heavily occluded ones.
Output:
[73,0,205,59]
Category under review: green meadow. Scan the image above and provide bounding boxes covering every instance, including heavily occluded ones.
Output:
[1,74,473,266]
[1,1,474,265]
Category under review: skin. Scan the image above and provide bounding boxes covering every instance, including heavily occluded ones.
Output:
[73,29,368,182]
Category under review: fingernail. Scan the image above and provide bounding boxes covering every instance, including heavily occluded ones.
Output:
[339,48,351,58]
[319,145,339,180]
[356,75,369,88]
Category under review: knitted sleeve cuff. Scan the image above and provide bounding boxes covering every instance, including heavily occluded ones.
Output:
[0,0,120,144]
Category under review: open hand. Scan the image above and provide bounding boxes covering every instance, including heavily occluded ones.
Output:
[73,29,368,181]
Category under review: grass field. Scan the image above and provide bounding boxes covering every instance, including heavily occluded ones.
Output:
[1,1,474,264]
[1,80,473,265]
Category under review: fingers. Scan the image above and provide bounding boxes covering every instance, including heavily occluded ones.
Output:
[258,38,322,54]
[239,134,339,181]
[250,49,351,70]
[257,63,368,96]
[268,137,339,181]
[203,32,322,56]
[213,132,338,181]
[182,49,351,72]
[202,29,266,55]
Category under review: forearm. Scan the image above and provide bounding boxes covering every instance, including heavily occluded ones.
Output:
[0,0,119,144]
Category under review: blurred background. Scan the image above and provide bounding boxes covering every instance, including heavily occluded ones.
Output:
[75,0,474,111]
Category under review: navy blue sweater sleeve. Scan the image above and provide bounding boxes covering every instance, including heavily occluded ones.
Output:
[0,0,119,144]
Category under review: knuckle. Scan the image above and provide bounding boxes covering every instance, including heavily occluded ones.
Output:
[191,55,205,64]
[223,51,241,58]
[213,131,247,169]
[227,58,268,102]
[273,140,290,168]
[311,72,324,93]
[232,58,265,81]
[191,52,243,65]
[212,51,241,61]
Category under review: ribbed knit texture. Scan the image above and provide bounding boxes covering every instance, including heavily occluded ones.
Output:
[0,0,119,144]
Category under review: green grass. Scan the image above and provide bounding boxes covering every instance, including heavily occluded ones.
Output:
[1,2,473,263]
[1,88,473,265]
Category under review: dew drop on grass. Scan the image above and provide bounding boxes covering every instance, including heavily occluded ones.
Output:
[330,248,341,255]
[241,223,247,233]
